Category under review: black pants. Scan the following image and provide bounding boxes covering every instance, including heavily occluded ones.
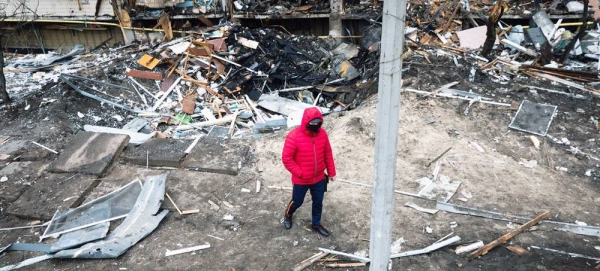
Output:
[285,179,325,226]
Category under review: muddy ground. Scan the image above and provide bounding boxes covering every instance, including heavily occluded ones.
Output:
[1,50,600,270]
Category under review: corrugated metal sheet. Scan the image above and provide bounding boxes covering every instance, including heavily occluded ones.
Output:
[3,0,114,18]
[3,24,124,50]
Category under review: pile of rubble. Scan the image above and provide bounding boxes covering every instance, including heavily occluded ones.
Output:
[4,22,380,142]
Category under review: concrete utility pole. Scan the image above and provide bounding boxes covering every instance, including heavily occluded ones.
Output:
[368,0,407,270]
[329,0,343,37]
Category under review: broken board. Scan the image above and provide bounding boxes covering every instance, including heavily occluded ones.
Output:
[456,25,499,50]
[181,137,250,175]
[508,100,557,136]
[48,132,130,176]
[121,138,191,168]
[0,161,48,202]
[7,173,100,220]
[137,54,160,70]
[412,176,461,202]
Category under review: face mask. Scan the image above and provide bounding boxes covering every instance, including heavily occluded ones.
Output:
[307,119,322,132]
[308,124,320,132]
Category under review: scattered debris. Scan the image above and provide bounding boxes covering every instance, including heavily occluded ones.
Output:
[530,136,541,149]
[508,101,557,136]
[506,245,531,256]
[391,235,462,258]
[404,202,438,215]
[437,202,600,238]
[324,262,367,268]
[519,159,538,169]
[2,174,169,270]
[165,243,210,257]
[531,246,600,262]
[468,211,551,260]
[293,251,329,271]
[425,226,433,234]
[390,237,405,254]
[31,141,58,154]
[165,192,200,215]
[412,175,461,202]
[426,147,452,167]
[317,248,370,263]
[455,241,484,255]
[470,142,485,153]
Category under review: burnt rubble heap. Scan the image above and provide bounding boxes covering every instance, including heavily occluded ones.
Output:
[5,23,381,140]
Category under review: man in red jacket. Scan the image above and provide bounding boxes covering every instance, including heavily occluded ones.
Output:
[281,107,336,237]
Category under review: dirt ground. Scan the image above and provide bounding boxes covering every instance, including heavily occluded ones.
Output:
[1,51,600,270]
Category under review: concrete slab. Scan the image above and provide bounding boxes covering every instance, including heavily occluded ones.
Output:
[181,137,251,176]
[48,132,130,176]
[7,173,100,220]
[0,139,28,156]
[121,138,190,168]
[0,162,48,203]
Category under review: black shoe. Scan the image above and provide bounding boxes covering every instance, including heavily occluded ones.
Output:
[311,224,330,237]
[283,215,292,229]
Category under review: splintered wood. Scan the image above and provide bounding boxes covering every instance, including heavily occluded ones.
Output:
[324,262,367,268]
[293,251,329,271]
[468,211,550,260]
[166,192,200,215]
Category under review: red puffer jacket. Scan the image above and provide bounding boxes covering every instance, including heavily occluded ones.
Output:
[282,107,336,185]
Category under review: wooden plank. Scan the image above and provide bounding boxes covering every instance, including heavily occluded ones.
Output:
[181,209,200,215]
[126,69,163,80]
[165,243,210,256]
[137,54,160,70]
[441,3,461,33]
[481,58,498,70]
[531,72,600,96]
[152,77,182,111]
[0,136,10,145]
[324,262,367,268]
[197,15,213,26]
[506,245,531,256]
[238,37,259,49]
[165,193,183,215]
[468,211,551,260]
[318,248,370,263]
[426,146,452,167]
[293,252,329,271]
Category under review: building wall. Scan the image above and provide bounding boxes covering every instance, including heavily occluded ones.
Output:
[2,0,114,18]
[136,0,168,8]
[3,23,125,50]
